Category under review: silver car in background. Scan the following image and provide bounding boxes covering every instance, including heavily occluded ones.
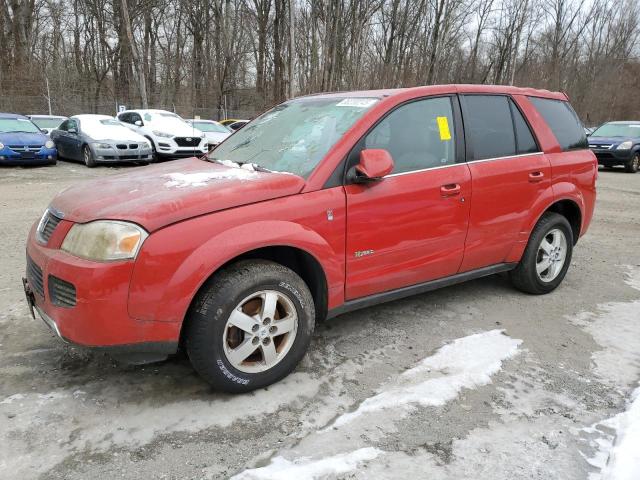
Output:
[27,115,68,135]
[50,115,153,167]
[185,119,232,148]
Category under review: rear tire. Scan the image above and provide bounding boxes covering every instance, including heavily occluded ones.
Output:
[82,145,96,168]
[510,212,573,295]
[624,153,639,173]
[185,260,315,393]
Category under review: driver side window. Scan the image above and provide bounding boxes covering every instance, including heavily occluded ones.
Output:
[365,97,456,174]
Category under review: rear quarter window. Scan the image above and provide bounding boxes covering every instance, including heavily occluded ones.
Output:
[528,97,587,151]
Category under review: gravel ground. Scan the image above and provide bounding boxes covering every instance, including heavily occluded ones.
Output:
[0,161,639,479]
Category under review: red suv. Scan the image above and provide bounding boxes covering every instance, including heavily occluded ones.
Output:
[24,85,596,392]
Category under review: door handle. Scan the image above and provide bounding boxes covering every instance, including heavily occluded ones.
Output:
[528,171,544,182]
[440,183,461,197]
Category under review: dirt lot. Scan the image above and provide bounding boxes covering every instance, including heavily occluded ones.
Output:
[1,161,639,480]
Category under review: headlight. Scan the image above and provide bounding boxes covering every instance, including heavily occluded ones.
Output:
[61,221,148,261]
[45,140,55,149]
[152,130,173,138]
[0,142,4,149]
[92,143,113,149]
[617,141,633,150]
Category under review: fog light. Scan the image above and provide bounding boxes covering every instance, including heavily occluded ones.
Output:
[47,155,53,160]
[0,156,5,160]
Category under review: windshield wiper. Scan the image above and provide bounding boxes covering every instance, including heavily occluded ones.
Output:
[3,130,37,134]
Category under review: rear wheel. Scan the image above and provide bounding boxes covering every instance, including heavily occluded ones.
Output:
[624,153,639,173]
[82,145,96,168]
[510,212,573,294]
[185,260,315,393]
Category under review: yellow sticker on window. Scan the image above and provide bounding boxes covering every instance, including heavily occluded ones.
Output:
[437,116,452,141]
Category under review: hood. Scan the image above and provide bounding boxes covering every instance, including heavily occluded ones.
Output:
[85,125,148,143]
[0,131,48,146]
[50,157,305,232]
[588,136,639,146]
[203,131,231,144]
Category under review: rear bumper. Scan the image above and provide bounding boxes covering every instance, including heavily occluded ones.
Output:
[25,224,180,358]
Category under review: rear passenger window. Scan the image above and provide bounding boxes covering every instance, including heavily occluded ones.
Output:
[509,100,539,154]
[364,97,456,174]
[528,97,587,151]
[463,95,516,161]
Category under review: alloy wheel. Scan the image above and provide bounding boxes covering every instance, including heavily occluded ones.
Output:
[535,228,568,282]
[222,290,298,373]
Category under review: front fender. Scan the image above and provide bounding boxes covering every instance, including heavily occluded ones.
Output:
[128,219,343,325]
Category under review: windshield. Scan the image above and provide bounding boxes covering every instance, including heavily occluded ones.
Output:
[31,117,65,129]
[591,123,640,137]
[144,112,189,130]
[99,119,122,127]
[208,96,379,177]
[0,118,41,134]
[192,121,229,133]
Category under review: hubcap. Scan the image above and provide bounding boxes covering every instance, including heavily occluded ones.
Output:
[535,228,568,282]
[222,290,298,373]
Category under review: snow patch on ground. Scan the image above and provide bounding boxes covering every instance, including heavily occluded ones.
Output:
[230,447,383,480]
[0,371,320,478]
[570,266,640,387]
[330,330,522,427]
[163,169,257,188]
[583,384,640,480]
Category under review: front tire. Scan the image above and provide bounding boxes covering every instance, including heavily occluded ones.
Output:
[624,153,639,173]
[83,145,96,168]
[185,260,315,393]
[510,212,573,294]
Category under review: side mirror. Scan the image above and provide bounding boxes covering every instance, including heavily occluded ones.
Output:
[68,128,77,134]
[134,120,143,126]
[351,149,394,183]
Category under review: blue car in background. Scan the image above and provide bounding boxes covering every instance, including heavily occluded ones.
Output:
[0,113,57,166]
[588,121,640,173]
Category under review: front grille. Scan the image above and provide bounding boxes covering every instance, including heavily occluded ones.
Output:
[48,275,76,308]
[174,137,200,147]
[129,144,138,149]
[590,144,612,149]
[596,152,615,160]
[37,210,62,243]
[116,144,127,150]
[9,145,42,152]
[26,256,45,297]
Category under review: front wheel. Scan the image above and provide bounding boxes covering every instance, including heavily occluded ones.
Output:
[510,212,573,294]
[624,153,639,173]
[83,145,96,168]
[185,260,315,393]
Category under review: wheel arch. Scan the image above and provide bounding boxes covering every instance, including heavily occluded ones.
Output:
[178,245,330,346]
[544,199,582,244]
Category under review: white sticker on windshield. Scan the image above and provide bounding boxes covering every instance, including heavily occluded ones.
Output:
[336,98,378,108]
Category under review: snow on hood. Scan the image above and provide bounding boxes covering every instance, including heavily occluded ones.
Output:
[50,157,305,232]
[82,119,148,142]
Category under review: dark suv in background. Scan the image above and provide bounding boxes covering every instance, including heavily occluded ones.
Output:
[588,121,640,173]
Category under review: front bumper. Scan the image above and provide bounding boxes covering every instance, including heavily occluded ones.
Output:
[91,144,153,163]
[0,147,57,166]
[590,148,633,166]
[25,223,179,359]
[156,137,208,158]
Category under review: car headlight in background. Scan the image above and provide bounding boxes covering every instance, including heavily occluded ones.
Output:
[92,143,113,149]
[152,130,173,138]
[0,142,4,149]
[61,221,148,261]
[45,140,55,149]
[617,141,633,150]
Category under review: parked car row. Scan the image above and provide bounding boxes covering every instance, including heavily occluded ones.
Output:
[1,109,248,168]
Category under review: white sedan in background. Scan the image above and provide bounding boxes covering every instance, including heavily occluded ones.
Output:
[185,119,232,148]
[117,109,208,160]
